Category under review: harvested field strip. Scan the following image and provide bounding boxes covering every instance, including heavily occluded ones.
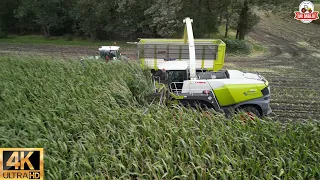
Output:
[271,114,320,121]
[272,108,319,114]
[272,112,320,118]
[269,79,320,84]
[271,101,320,106]
[272,94,320,99]
[265,76,319,80]
[271,86,320,91]
[271,90,320,94]
[272,110,319,116]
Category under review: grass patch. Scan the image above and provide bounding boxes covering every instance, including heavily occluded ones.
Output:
[0,35,134,48]
[249,38,267,55]
[0,55,319,179]
[212,26,266,55]
[297,41,310,48]
[222,38,251,55]
[251,42,266,52]
[212,25,237,39]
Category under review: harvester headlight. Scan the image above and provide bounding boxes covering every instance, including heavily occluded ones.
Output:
[261,87,270,96]
[203,90,211,94]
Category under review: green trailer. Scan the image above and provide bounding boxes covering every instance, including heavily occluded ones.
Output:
[136,38,226,72]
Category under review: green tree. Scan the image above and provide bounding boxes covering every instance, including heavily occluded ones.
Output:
[0,0,19,37]
[15,0,66,37]
[219,0,239,38]
[179,0,220,38]
[225,0,300,40]
[71,0,117,40]
[114,0,153,40]
[144,0,183,38]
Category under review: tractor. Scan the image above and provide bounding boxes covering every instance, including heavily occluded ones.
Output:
[85,45,129,62]
[98,46,121,62]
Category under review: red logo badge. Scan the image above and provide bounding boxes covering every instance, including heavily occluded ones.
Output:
[294,1,319,23]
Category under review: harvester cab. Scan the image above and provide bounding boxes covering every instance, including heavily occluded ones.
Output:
[135,17,272,118]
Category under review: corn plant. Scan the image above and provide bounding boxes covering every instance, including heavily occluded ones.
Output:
[0,55,319,180]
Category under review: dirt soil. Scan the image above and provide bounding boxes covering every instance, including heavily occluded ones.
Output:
[227,12,320,121]
[0,44,137,60]
[0,12,319,121]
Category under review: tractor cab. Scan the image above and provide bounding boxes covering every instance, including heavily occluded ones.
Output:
[99,46,121,61]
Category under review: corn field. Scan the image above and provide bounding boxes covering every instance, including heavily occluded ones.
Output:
[0,56,319,179]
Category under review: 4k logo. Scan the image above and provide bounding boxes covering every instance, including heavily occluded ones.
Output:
[0,148,44,180]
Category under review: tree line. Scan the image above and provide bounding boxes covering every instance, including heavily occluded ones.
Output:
[0,0,300,40]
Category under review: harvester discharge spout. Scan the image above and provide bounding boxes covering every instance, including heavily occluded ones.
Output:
[183,17,197,80]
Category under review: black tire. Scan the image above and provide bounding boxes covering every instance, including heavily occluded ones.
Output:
[238,105,262,119]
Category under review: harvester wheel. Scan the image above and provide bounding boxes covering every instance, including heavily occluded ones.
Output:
[238,105,261,121]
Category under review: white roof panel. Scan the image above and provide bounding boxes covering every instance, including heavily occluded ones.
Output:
[158,61,189,70]
[99,46,120,51]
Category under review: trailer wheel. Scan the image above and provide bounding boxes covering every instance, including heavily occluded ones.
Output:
[238,105,262,121]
